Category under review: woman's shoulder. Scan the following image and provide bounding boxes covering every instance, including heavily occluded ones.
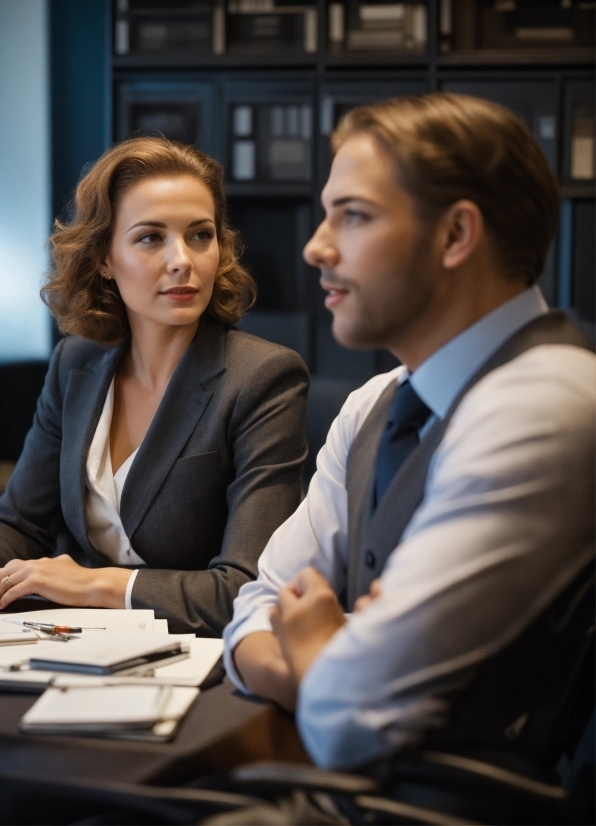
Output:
[53,335,114,369]
[224,325,308,377]
[49,336,122,393]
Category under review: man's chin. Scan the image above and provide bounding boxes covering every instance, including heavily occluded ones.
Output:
[331,318,382,351]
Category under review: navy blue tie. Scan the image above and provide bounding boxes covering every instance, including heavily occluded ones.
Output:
[374,380,432,508]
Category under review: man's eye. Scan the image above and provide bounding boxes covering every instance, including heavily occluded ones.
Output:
[344,210,367,223]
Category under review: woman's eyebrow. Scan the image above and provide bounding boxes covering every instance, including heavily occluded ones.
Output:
[126,218,214,233]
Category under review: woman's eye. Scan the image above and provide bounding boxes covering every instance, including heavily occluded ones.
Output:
[137,232,161,244]
[192,229,215,242]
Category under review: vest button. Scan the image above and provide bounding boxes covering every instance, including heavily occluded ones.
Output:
[365,550,376,569]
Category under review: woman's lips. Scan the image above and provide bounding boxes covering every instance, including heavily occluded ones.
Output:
[324,288,349,310]
[160,288,198,303]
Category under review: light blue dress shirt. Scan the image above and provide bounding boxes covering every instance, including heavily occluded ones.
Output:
[224,287,595,769]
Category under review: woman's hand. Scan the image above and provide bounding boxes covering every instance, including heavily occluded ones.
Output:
[0,555,131,610]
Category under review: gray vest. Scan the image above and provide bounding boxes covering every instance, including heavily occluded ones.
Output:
[346,311,594,611]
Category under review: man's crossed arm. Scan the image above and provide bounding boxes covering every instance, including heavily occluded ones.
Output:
[233,568,380,711]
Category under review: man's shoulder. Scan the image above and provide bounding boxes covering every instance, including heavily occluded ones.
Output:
[447,343,595,453]
[471,343,595,409]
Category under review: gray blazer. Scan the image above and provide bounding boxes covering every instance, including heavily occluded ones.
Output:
[0,316,308,634]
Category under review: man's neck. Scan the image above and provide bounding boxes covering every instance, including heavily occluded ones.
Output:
[390,273,528,373]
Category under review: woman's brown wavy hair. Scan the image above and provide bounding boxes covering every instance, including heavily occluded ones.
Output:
[43,137,256,345]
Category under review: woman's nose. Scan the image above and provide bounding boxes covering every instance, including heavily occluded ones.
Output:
[303,222,339,269]
[167,237,192,274]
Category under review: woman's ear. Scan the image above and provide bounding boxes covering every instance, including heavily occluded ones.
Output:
[441,200,484,270]
[98,256,112,279]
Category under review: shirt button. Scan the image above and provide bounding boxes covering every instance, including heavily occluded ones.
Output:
[365,550,376,569]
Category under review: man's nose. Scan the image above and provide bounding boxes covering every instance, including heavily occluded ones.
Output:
[303,222,339,269]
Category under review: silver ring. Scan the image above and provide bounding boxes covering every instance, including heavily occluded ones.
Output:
[1,576,13,588]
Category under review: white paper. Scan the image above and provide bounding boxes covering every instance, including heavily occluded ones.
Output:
[2,608,156,634]
[153,619,169,634]
[151,637,223,686]
[22,683,169,728]
[0,629,39,645]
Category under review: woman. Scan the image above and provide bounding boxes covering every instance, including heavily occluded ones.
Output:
[0,138,308,634]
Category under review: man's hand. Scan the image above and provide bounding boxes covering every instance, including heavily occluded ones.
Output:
[0,555,130,610]
[270,567,346,683]
[233,631,298,712]
[353,577,383,613]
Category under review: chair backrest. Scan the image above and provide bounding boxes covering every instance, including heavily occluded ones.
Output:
[0,361,49,462]
[427,561,595,771]
[304,377,361,485]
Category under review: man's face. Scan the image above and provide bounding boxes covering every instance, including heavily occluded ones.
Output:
[303,133,441,355]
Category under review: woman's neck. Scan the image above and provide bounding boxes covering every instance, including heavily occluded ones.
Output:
[123,318,200,391]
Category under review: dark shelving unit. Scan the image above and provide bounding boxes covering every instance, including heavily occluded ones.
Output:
[52,0,594,373]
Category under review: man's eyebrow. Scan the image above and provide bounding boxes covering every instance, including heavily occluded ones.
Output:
[126,218,214,233]
[329,196,375,208]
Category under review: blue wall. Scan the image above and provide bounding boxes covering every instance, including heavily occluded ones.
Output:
[51,0,111,222]
[0,0,51,362]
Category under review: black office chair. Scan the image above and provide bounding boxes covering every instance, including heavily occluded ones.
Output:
[0,360,49,463]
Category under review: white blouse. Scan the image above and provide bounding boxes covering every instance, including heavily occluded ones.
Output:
[85,379,144,608]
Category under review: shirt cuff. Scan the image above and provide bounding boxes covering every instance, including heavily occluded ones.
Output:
[124,569,140,610]
[223,608,274,693]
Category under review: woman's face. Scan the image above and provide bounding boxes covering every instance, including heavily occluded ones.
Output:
[102,175,220,335]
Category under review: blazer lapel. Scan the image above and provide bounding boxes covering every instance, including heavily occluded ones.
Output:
[60,343,126,558]
[120,317,226,540]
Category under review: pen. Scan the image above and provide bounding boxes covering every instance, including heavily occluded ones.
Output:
[2,619,106,639]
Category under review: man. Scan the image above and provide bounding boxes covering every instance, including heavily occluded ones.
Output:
[223,93,595,771]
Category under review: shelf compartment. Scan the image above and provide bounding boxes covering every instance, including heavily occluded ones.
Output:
[438,0,595,58]
[115,78,217,157]
[326,0,429,59]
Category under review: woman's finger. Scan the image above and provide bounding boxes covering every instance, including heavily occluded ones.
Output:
[0,567,24,601]
[0,577,32,610]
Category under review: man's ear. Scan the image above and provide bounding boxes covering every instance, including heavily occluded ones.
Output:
[441,200,484,270]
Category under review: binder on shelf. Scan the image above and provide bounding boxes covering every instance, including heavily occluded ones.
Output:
[327,0,427,52]
[229,102,312,182]
[226,0,317,54]
[570,107,595,181]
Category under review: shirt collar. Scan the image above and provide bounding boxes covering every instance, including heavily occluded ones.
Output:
[407,286,549,420]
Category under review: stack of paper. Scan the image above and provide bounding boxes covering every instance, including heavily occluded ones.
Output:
[0,610,223,686]
[0,608,223,741]
[20,682,199,741]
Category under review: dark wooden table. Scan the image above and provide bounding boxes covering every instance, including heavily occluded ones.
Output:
[0,599,310,824]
